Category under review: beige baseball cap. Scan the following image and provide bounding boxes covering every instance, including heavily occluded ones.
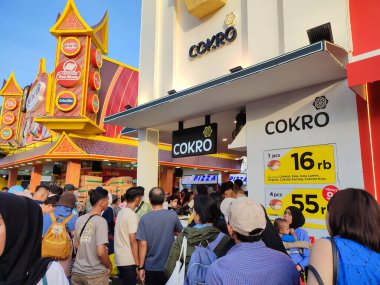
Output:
[228,197,267,236]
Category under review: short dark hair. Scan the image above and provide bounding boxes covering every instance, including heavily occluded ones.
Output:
[220,182,234,194]
[35,185,49,193]
[2,187,9,191]
[234,179,243,188]
[125,187,143,202]
[136,186,145,196]
[194,195,221,225]
[235,230,262,243]
[121,195,126,203]
[43,195,60,206]
[328,188,380,253]
[209,192,223,208]
[274,218,287,232]
[149,187,165,205]
[49,184,63,196]
[90,187,108,206]
[196,185,208,196]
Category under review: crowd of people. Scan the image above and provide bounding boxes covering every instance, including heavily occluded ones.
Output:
[0,181,379,285]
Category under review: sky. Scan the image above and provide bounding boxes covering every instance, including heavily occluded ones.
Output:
[0,0,141,89]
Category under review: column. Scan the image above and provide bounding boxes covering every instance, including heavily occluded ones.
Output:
[221,171,230,183]
[137,128,159,200]
[7,168,18,188]
[356,82,380,201]
[29,165,43,192]
[65,160,81,187]
[160,166,174,195]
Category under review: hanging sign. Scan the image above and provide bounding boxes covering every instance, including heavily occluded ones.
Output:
[265,185,339,229]
[55,60,82,88]
[1,127,13,140]
[2,113,15,125]
[56,91,77,112]
[172,123,218,158]
[229,174,247,185]
[4,98,17,111]
[61,37,81,57]
[181,174,219,185]
[91,48,103,68]
[89,71,101,91]
[264,144,336,185]
[26,82,46,112]
[87,93,100,113]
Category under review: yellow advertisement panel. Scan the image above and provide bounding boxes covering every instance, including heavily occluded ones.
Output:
[264,144,336,185]
[265,186,339,229]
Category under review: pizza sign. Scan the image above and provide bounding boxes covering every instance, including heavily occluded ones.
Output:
[55,60,82,88]
[61,37,81,57]
[3,113,15,125]
[4,98,17,111]
[56,91,77,112]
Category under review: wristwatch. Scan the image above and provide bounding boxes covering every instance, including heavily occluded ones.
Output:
[138,266,145,271]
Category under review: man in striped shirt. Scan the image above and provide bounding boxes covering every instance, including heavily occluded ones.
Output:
[206,198,299,285]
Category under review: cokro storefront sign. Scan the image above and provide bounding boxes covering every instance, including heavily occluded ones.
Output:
[172,123,217,158]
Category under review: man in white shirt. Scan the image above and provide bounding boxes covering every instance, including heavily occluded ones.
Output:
[114,187,143,285]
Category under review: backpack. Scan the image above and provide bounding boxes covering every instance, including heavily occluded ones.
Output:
[42,212,74,260]
[185,233,225,285]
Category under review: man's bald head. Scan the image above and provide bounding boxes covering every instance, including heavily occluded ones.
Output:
[149,187,165,205]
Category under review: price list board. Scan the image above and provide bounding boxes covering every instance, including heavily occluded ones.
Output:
[264,144,339,229]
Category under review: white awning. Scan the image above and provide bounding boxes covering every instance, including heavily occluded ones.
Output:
[105,41,347,131]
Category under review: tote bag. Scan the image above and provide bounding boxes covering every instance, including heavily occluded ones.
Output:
[166,236,188,285]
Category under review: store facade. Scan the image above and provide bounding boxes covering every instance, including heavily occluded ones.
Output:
[106,0,377,237]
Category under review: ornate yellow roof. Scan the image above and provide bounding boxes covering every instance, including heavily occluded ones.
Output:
[0,72,23,96]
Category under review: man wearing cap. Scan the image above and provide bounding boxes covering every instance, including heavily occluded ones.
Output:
[42,192,78,277]
[64,183,79,214]
[206,198,299,285]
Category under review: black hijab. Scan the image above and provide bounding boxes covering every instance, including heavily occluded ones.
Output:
[286,206,306,229]
[0,193,52,285]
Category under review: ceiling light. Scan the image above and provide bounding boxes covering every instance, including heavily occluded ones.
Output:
[20,163,26,166]
[224,170,228,172]
[45,159,52,162]
[36,161,42,164]
[193,168,198,170]
[103,159,109,162]
[27,162,33,165]
[8,166,13,169]
[107,163,112,166]
[234,120,237,124]
[222,138,228,142]
[175,166,181,168]
[2,175,6,178]
[209,169,214,172]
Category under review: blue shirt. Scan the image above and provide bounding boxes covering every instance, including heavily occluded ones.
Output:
[289,227,310,269]
[281,234,296,242]
[206,241,299,285]
[136,209,183,271]
[42,206,78,236]
[333,237,380,285]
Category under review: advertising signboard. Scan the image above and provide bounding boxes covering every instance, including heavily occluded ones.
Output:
[172,123,217,158]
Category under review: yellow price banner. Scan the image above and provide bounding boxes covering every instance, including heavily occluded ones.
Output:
[264,144,336,185]
[265,186,339,229]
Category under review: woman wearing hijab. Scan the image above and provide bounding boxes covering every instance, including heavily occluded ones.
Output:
[0,192,68,285]
[284,206,311,273]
